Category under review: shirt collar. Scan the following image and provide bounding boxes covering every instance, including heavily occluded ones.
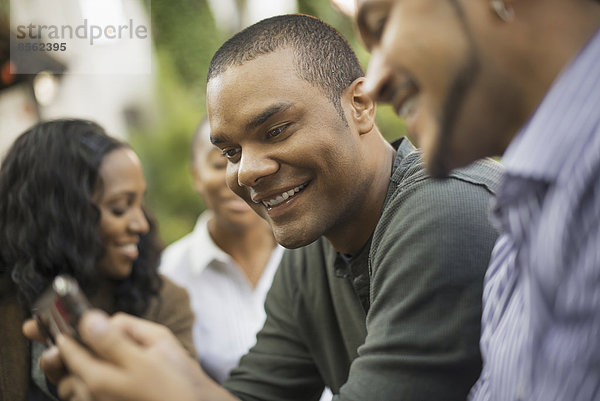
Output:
[502,28,600,184]
[189,211,233,275]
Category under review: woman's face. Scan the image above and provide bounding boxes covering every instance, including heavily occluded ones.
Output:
[94,147,149,279]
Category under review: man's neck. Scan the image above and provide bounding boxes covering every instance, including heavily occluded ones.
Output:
[326,136,396,255]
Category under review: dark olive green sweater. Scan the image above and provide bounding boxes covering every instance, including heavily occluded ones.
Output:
[224,138,503,401]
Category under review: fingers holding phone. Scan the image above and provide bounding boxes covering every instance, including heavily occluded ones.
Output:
[57,310,205,401]
[31,275,91,346]
[23,274,90,386]
[25,275,215,401]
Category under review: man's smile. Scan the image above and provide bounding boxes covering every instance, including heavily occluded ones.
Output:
[260,182,309,209]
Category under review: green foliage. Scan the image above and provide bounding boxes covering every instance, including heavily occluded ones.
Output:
[132,1,226,244]
[0,0,7,19]
[139,0,406,245]
[149,0,226,103]
[130,49,205,244]
[376,104,408,142]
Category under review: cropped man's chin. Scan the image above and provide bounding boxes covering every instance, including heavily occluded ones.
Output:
[274,230,318,250]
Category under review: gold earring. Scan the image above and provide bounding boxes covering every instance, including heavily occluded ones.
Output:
[490,0,515,22]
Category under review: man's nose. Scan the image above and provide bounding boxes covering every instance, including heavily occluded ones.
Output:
[236,146,279,188]
[363,48,395,104]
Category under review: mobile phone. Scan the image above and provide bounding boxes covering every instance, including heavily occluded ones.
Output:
[31,274,91,346]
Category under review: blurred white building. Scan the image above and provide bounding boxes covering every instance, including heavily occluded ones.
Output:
[1,0,155,160]
[0,0,303,160]
[207,0,297,34]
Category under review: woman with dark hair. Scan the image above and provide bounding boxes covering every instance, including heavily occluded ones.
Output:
[0,119,196,401]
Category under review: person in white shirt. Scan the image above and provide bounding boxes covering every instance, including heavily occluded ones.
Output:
[160,117,284,383]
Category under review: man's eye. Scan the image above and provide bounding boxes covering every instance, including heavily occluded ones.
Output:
[222,148,240,160]
[368,17,386,44]
[359,9,388,49]
[266,124,289,139]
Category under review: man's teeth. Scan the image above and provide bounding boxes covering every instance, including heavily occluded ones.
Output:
[263,184,306,208]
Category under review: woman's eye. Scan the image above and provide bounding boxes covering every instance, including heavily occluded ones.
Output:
[111,208,126,216]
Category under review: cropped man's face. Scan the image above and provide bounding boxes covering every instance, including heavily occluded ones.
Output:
[192,143,263,232]
[357,0,523,176]
[191,122,264,232]
[207,48,371,249]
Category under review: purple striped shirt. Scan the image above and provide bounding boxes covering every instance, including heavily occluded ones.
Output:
[470,28,600,401]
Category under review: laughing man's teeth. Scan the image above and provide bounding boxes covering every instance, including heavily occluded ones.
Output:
[263,184,307,208]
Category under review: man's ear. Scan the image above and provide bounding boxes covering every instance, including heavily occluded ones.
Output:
[346,77,376,135]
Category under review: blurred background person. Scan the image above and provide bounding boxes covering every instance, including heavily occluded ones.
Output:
[160,117,283,384]
[0,119,195,401]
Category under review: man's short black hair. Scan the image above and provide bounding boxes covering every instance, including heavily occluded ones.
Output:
[207,14,364,120]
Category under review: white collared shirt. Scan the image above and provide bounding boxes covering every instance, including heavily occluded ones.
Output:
[160,211,284,383]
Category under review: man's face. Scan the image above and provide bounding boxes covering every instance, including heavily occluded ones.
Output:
[207,48,369,249]
[357,0,521,176]
[192,141,263,232]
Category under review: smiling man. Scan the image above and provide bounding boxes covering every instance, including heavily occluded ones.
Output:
[206,46,388,254]
[203,13,502,400]
[355,0,600,400]
[29,14,503,401]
